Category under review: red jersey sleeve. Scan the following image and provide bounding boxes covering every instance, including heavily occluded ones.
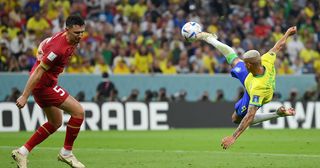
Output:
[41,50,60,70]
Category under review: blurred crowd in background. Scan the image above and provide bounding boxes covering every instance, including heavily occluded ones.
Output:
[1,0,320,102]
[0,0,320,75]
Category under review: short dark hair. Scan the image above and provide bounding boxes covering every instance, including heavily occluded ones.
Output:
[66,15,85,28]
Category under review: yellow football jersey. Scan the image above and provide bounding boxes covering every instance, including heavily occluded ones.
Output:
[244,52,276,106]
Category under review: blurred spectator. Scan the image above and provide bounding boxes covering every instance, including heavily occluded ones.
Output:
[75,91,85,102]
[157,87,170,102]
[215,89,225,102]
[202,46,218,74]
[286,88,299,102]
[125,88,140,102]
[10,31,27,58]
[85,0,101,19]
[272,26,283,43]
[198,91,210,102]
[0,29,10,49]
[24,0,41,19]
[272,92,282,101]
[301,89,316,102]
[144,89,154,103]
[26,11,50,37]
[253,18,271,39]
[291,57,304,75]
[151,59,162,74]
[7,18,21,40]
[286,35,304,63]
[313,46,320,74]
[52,16,65,34]
[0,45,10,71]
[173,9,186,29]
[161,60,177,74]
[189,48,204,73]
[24,30,37,50]
[313,72,320,100]
[171,89,187,102]
[9,5,24,28]
[232,38,245,56]
[277,60,294,75]
[8,56,20,72]
[93,72,116,102]
[18,55,31,72]
[5,87,21,102]
[108,89,121,102]
[299,41,319,73]
[113,58,131,74]
[133,45,153,74]
[93,53,112,75]
[175,51,190,74]
[132,0,147,19]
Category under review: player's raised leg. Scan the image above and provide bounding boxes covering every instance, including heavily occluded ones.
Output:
[196,32,241,67]
[58,95,85,168]
[250,106,296,125]
[12,106,62,168]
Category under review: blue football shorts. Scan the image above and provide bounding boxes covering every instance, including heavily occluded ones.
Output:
[230,61,250,118]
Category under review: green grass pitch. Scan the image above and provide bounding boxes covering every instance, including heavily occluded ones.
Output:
[1,128,320,168]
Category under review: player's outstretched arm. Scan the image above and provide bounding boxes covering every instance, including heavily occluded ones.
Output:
[221,105,259,149]
[269,26,297,54]
[16,64,46,109]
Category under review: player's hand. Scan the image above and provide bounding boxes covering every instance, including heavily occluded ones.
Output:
[285,26,297,36]
[16,95,27,109]
[221,136,236,150]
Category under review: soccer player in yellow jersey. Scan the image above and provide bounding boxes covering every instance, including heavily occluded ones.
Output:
[196,26,297,149]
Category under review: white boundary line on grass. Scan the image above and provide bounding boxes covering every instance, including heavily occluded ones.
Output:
[1,146,320,158]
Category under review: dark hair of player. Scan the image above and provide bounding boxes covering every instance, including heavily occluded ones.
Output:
[66,15,85,28]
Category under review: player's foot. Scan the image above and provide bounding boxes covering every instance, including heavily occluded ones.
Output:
[276,106,296,117]
[11,149,28,168]
[58,153,85,168]
[196,32,218,41]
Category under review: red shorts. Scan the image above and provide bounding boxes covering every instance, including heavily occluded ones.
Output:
[32,85,69,108]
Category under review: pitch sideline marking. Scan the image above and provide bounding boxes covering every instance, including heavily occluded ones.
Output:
[1,146,320,158]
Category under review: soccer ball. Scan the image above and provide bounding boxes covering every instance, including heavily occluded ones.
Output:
[181,22,202,42]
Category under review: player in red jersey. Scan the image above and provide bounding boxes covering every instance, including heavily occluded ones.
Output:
[12,15,86,168]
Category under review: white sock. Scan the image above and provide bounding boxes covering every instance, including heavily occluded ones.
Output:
[251,113,280,125]
[60,147,72,156]
[205,36,236,57]
[18,146,29,156]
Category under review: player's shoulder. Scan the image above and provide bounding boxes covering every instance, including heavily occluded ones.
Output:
[262,52,276,57]
[46,32,68,52]
[261,52,276,64]
[46,32,66,45]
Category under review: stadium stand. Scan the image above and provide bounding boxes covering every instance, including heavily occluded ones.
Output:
[1,0,320,101]
[0,0,319,75]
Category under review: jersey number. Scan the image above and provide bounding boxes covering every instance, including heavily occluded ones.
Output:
[53,86,65,96]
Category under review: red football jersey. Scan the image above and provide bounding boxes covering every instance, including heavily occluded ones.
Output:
[31,31,76,89]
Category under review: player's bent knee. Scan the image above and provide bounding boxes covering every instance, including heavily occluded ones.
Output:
[72,106,85,119]
[232,118,241,124]
[232,114,242,124]
[48,121,62,130]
